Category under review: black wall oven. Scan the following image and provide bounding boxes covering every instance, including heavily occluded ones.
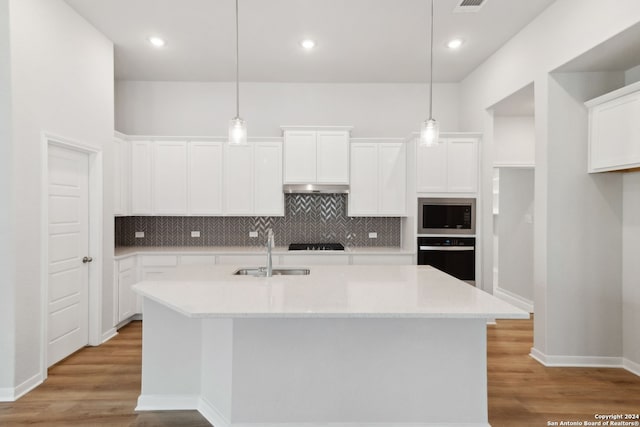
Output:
[417,197,476,235]
[418,237,476,285]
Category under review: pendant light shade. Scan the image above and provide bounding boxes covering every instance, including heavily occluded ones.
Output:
[229,0,247,145]
[420,118,440,147]
[229,117,247,145]
[420,0,439,147]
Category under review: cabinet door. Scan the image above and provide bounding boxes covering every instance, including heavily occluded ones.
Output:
[189,141,223,215]
[447,138,478,193]
[348,143,378,216]
[153,141,188,214]
[589,91,640,172]
[254,141,284,216]
[224,143,254,215]
[113,138,124,216]
[378,143,407,215]
[118,268,137,322]
[317,131,349,184]
[283,131,317,183]
[131,141,153,214]
[416,139,447,193]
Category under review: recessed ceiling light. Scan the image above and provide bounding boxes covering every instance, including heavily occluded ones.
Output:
[148,36,166,48]
[300,39,316,50]
[446,38,464,50]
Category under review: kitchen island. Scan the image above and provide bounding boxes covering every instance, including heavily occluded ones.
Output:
[133,264,528,427]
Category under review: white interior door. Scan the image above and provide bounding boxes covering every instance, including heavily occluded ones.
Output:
[47,145,90,367]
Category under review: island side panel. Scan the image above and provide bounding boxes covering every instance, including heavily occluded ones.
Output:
[228,318,488,425]
[200,319,234,425]
[136,298,203,411]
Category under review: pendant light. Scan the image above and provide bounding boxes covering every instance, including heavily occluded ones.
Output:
[420,0,439,147]
[228,0,247,145]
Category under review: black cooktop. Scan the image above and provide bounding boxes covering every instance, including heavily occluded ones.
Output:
[288,243,345,251]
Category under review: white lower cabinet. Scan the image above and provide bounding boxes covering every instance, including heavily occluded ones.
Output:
[115,256,138,324]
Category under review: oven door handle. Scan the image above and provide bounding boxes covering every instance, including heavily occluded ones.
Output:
[419,246,475,251]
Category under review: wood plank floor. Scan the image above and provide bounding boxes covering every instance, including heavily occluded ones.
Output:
[1,318,638,426]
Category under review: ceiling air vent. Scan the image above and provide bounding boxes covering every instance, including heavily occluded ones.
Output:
[453,0,487,13]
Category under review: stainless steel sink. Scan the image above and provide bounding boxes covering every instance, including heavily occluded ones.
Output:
[233,267,310,277]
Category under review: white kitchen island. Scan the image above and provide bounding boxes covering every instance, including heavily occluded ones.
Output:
[133,264,528,427]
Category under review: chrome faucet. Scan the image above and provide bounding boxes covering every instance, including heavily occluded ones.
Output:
[265,229,275,277]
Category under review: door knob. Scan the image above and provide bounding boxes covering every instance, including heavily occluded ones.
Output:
[82,256,93,263]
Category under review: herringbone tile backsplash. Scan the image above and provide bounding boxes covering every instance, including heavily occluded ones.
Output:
[115,194,401,247]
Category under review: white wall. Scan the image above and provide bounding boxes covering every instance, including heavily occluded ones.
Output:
[459,0,640,366]
[7,0,114,392]
[115,81,460,137]
[0,0,15,397]
[545,72,623,358]
[493,116,535,167]
[625,64,640,85]
[497,168,534,303]
[623,172,640,372]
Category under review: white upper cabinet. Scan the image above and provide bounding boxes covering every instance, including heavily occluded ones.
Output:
[224,143,254,215]
[153,141,188,215]
[189,141,223,215]
[113,136,130,216]
[283,131,316,183]
[131,140,153,214]
[586,82,640,173]
[317,131,350,183]
[378,143,407,215]
[254,141,284,216]
[446,138,478,193]
[283,127,351,184]
[349,143,378,215]
[349,140,407,217]
[416,135,479,194]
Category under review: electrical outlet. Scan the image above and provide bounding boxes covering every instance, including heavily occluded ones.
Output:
[368,232,378,239]
[191,231,201,238]
[135,231,144,238]
[249,231,258,238]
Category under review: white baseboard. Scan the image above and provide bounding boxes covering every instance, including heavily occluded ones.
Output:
[140,395,489,427]
[494,286,534,313]
[197,397,231,427]
[101,328,118,344]
[623,358,640,377]
[135,394,199,411]
[4,372,44,401]
[530,347,622,368]
[0,388,14,402]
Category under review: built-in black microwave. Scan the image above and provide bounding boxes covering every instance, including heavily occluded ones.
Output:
[417,198,476,235]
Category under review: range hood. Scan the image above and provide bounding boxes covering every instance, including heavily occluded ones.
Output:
[283,184,350,194]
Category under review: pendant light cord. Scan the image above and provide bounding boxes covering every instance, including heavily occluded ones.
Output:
[428,0,434,120]
[235,0,240,118]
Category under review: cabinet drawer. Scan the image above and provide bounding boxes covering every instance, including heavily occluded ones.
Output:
[217,255,270,266]
[180,255,216,265]
[141,255,178,267]
[118,256,136,272]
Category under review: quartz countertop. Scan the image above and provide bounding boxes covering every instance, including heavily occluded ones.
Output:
[114,245,415,259]
[133,264,528,320]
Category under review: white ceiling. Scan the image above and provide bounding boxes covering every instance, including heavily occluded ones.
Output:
[64,0,556,83]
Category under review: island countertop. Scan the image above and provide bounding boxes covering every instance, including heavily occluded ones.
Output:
[133,264,529,320]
